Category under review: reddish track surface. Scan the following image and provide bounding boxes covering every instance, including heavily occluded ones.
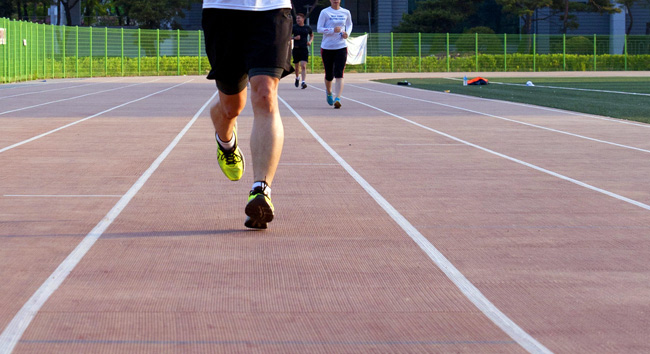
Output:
[1,73,649,353]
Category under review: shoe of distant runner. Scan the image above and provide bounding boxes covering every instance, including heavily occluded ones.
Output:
[326,93,334,106]
[295,78,300,87]
[244,185,274,229]
[216,128,244,181]
[301,82,307,89]
[333,97,341,109]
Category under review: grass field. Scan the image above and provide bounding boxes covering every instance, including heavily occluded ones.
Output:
[375,77,650,124]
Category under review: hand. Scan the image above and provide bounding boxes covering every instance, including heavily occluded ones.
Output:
[307,41,312,46]
[341,32,348,39]
[293,35,301,40]
[334,26,341,33]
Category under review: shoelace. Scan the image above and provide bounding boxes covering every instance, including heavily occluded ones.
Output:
[249,186,269,198]
[220,149,242,165]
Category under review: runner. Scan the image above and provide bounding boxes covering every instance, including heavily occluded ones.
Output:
[202,0,294,229]
[317,0,353,109]
[292,13,314,89]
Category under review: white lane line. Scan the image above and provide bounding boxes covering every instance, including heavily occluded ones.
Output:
[0,79,160,116]
[0,91,218,354]
[388,81,650,128]
[396,143,465,146]
[279,96,553,354]
[350,84,650,154]
[492,79,650,97]
[0,80,123,100]
[0,80,191,154]
[0,79,85,91]
[280,163,339,166]
[4,195,122,198]
[337,90,650,212]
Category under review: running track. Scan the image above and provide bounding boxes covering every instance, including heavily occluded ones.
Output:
[1,73,649,354]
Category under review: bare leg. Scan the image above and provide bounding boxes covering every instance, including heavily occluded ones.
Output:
[249,75,284,186]
[210,89,247,143]
[300,61,308,82]
[334,77,344,98]
[324,79,333,94]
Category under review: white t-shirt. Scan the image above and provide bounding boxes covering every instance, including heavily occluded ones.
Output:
[317,6,353,50]
[202,0,291,11]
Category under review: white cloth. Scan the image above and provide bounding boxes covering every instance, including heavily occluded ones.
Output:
[346,34,367,65]
[202,0,291,11]
[317,6,353,50]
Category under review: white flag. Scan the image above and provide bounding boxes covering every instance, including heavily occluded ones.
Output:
[346,34,367,65]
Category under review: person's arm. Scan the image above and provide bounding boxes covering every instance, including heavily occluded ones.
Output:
[345,10,353,36]
[317,10,333,34]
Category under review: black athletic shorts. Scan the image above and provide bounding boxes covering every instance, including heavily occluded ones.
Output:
[292,47,309,63]
[321,47,347,81]
[202,8,294,95]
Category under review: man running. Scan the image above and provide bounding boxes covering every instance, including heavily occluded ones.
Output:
[202,0,293,229]
[292,13,313,89]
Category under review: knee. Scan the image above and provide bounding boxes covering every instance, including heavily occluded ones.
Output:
[212,99,244,120]
[250,84,276,112]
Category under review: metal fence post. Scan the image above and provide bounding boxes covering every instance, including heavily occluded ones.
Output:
[76,26,79,78]
[623,34,627,71]
[390,32,394,73]
[198,30,202,74]
[42,24,46,78]
[504,33,507,72]
[563,34,566,71]
[62,25,66,78]
[177,29,180,75]
[51,25,54,78]
[446,33,450,72]
[475,32,478,71]
[20,21,23,81]
[418,32,421,72]
[89,27,93,77]
[138,28,141,76]
[533,33,536,72]
[157,29,160,75]
[364,33,367,73]
[593,33,596,71]
[105,27,108,76]
[121,27,124,76]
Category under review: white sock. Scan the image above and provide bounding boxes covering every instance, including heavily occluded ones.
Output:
[252,181,271,196]
[216,132,235,151]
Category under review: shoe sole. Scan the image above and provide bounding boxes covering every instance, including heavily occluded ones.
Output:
[334,101,341,109]
[244,195,274,229]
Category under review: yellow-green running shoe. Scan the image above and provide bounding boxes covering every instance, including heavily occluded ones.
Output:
[244,186,274,229]
[216,129,244,181]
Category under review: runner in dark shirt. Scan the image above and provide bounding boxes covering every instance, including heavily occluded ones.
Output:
[291,13,314,89]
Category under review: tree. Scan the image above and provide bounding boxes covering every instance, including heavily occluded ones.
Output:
[495,0,553,34]
[552,0,620,33]
[60,0,80,26]
[616,0,645,34]
[394,0,483,33]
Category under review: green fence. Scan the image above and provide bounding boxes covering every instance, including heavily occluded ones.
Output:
[2,17,650,83]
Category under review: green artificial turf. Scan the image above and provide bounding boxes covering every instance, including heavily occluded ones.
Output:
[376,77,650,124]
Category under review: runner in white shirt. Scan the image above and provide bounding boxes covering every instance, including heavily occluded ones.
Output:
[202,0,293,229]
[317,0,352,109]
